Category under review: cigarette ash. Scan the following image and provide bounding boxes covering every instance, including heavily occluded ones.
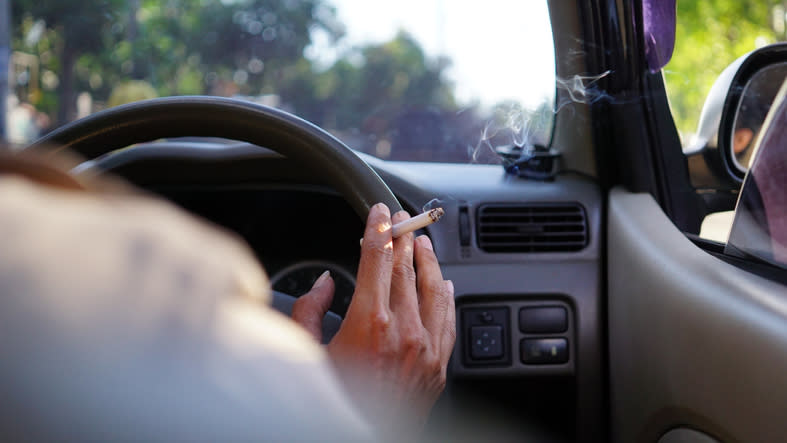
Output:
[427,207,445,223]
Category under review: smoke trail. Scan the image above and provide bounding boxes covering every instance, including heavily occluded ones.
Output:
[469,70,614,165]
[422,198,445,212]
[553,70,613,113]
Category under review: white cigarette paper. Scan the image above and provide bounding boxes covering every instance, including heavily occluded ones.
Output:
[360,207,445,246]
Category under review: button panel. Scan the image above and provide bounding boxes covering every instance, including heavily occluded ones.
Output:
[456,300,573,374]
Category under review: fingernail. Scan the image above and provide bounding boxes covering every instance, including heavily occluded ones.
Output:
[444,280,454,295]
[313,270,331,288]
[372,203,390,217]
[417,235,433,251]
[393,210,410,220]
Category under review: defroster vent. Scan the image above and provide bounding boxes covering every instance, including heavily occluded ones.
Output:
[477,203,588,253]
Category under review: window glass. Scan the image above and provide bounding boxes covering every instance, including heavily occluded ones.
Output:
[665,1,786,242]
[5,0,556,164]
[665,0,785,144]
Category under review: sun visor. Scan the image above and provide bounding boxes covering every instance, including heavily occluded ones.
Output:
[642,0,676,73]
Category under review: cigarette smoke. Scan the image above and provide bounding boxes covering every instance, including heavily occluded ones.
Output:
[554,70,613,112]
[470,70,614,165]
[422,198,445,212]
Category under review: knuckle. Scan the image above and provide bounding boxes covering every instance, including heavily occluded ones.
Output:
[369,310,391,332]
[432,292,450,311]
[392,264,416,285]
[427,353,443,376]
[366,241,394,262]
[423,279,444,297]
[402,329,426,353]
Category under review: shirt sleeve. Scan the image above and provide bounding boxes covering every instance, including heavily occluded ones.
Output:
[0,176,372,442]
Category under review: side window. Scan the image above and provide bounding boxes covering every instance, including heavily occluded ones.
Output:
[663,1,786,243]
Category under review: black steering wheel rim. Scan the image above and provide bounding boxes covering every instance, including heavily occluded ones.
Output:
[29,96,402,218]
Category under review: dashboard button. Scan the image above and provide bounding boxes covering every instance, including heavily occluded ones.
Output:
[520,338,568,364]
[478,310,495,323]
[470,325,504,359]
[519,306,567,333]
[459,206,471,246]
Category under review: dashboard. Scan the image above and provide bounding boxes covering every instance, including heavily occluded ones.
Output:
[87,140,603,440]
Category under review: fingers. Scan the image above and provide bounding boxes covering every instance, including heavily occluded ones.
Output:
[354,203,394,311]
[330,221,456,428]
[292,270,335,342]
[389,210,418,316]
[440,280,457,363]
[414,235,454,357]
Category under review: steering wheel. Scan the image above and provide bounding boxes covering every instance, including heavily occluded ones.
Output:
[31,96,402,217]
[30,96,403,342]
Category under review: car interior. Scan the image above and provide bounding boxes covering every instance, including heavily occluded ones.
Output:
[6,0,787,442]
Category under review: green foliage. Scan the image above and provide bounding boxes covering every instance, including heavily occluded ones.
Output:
[12,0,125,51]
[281,31,455,130]
[11,0,345,122]
[665,0,785,140]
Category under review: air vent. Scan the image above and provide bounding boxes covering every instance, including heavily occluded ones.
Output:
[477,203,588,253]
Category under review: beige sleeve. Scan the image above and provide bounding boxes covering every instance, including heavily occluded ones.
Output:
[0,176,371,441]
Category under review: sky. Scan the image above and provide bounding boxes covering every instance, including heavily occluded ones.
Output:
[306,0,555,109]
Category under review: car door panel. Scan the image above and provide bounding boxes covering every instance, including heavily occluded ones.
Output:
[608,187,787,442]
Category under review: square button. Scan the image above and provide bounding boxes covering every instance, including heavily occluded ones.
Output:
[469,325,504,360]
[519,306,568,333]
[520,338,569,365]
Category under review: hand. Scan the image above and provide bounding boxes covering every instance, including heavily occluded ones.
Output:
[292,203,456,429]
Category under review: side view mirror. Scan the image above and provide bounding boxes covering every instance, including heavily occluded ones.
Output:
[725,78,787,268]
[686,43,787,218]
[718,43,787,184]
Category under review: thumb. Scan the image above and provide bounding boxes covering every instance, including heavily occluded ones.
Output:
[291,271,335,342]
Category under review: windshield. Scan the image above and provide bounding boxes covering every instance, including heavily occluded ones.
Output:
[4,0,556,164]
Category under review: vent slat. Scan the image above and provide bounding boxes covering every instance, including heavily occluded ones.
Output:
[476,203,588,253]
[479,212,582,217]
[479,232,586,238]
[480,212,583,217]
[487,206,582,214]
[479,221,584,226]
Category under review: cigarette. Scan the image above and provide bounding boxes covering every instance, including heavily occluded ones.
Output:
[360,207,445,246]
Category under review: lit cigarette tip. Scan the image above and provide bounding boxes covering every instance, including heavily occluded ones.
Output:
[360,207,444,246]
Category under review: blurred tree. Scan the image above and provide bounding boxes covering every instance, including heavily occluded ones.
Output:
[279,31,456,152]
[130,0,344,96]
[665,0,785,141]
[11,0,343,123]
[12,0,125,123]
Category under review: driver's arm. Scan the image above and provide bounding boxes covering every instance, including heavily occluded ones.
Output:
[0,164,375,441]
[0,154,454,440]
